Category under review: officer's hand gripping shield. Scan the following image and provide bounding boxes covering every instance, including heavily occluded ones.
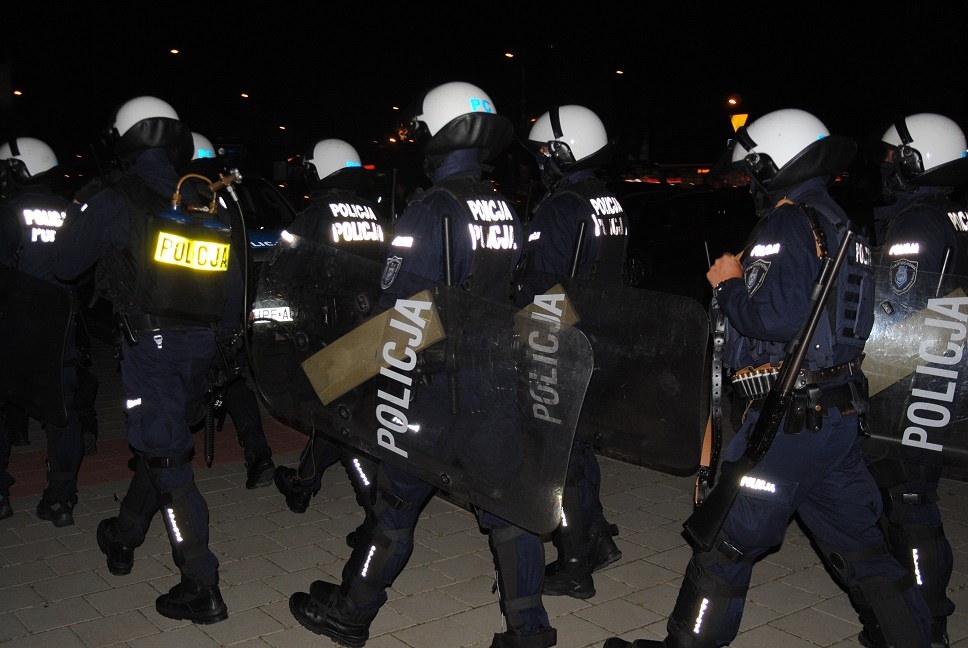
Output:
[248,234,594,534]
[0,266,72,426]
[863,264,968,477]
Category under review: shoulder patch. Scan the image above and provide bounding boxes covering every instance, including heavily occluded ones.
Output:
[381,256,403,290]
[744,259,771,297]
[890,258,918,295]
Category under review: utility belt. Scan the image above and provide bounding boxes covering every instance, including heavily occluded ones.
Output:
[731,356,863,401]
[736,357,865,434]
[118,312,214,345]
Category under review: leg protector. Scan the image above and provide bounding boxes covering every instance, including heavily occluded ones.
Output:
[814,537,929,648]
[486,521,551,636]
[665,549,750,648]
[883,491,954,622]
[147,452,218,585]
[553,445,595,564]
[340,465,427,610]
[340,450,380,512]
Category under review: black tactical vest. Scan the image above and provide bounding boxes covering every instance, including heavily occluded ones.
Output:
[423,177,521,304]
[96,177,232,322]
[555,177,628,283]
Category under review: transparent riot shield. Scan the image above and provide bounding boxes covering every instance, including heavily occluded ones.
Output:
[556,276,710,475]
[249,235,594,534]
[863,265,968,473]
[0,266,71,426]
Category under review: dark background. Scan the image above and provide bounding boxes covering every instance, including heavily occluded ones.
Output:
[3,1,967,184]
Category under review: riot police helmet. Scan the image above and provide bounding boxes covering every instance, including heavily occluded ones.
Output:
[191,132,218,161]
[307,139,362,183]
[731,108,856,194]
[525,105,616,173]
[410,81,513,164]
[110,95,194,168]
[0,137,58,186]
[880,113,968,189]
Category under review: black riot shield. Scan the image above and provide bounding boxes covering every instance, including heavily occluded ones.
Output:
[0,265,71,426]
[555,276,710,475]
[249,234,594,534]
[863,265,968,473]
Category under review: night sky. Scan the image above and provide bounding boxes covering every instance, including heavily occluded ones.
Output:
[3,1,967,179]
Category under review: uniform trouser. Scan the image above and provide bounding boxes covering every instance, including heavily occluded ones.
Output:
[0,401,17,493]
[117,327,219,585]
[222,374,270,458]
[76,362,99,440]
[866,456,956,623]
[666,409,931,647]
[1,329,84,503]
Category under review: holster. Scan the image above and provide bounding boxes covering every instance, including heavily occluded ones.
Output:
[785,384,822,434]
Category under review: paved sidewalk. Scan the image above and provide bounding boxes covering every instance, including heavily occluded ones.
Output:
[2,337,967,647]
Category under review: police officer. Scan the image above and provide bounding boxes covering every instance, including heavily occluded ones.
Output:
[0,137,87,526]
[273,138,387,514]
[185,132,275,490]
[603,108,932,648]
[861,113,968,648]
[287,81,557,648]
[518,105,624,599]
[54,96,229,624]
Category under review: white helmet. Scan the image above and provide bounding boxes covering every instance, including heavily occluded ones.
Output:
[308,138,362,182]
[114,96,180,138]
[191,132,217,160]
[0,137,58,179]
[411,81,513,161]
[527,105,611,170]
[731,108,855,190]
[414,81,497,137]
[881,113,968,186]
[111,95,193,166]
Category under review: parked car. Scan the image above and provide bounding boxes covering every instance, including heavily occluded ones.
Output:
[614,184,758,306]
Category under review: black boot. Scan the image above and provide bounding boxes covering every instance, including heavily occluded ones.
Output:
[489,627,557,647]
[543,556,595,599]
[288,580,377,647]
[37,495,77,528]
[603,639,666,648]
[0,492,11,520]
[245,450,275,489]
[589,522,623,571]
[97,517,137,575]
[932,617,950,648]
[274,465,313,513]
[155,578,228,624]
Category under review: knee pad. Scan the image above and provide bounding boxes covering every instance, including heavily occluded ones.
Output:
[488,524,549,634]
[666,554,749,648]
